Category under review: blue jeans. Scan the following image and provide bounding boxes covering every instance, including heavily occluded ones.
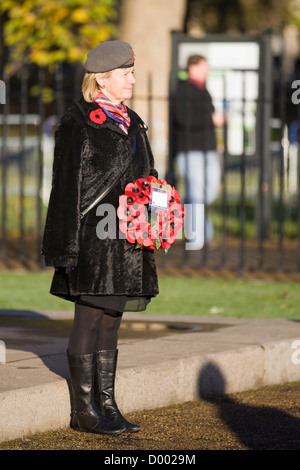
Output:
[176,151,221,246]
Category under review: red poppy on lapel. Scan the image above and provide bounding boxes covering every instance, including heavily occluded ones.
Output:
[89,108,106,124]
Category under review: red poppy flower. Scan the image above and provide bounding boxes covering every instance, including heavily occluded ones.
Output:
[128,215,147,231]
[130,203,147,218]
[126,230,136,244]
[135,191,149,205]
[170,217,183,233]
[169,202,185,221]
[126,217,148,247]
[170,187,181,203]
[124,212,147,231]
[117,205,134,222]
[136,178,152,196]
[90,108,106,124]
[125,181,149,204]
[117,196,134,222]
[167,202,184,234]
[160,228,176,250]
[136,224,157,247]
[119,220,129,235]
[122,219,137,244]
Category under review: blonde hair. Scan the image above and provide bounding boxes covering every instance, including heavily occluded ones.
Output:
[81,71,112,102]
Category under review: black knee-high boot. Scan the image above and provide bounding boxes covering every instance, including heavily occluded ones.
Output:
[67,351,125,435]
[94,349,141,433]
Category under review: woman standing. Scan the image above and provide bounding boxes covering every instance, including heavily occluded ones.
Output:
[42,40,159,436]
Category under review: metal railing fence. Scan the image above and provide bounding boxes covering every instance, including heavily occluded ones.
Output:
[0,62,299,275]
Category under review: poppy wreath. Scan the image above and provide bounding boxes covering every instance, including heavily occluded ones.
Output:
[117,176,184,253]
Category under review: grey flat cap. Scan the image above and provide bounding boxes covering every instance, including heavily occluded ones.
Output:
[85,40,134,73]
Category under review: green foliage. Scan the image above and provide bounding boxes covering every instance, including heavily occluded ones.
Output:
[0,0,118,69]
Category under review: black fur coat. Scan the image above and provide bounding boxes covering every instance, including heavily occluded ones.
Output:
[42,98,159,303]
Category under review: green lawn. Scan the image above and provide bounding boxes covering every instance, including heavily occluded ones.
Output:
[0,270,299,319]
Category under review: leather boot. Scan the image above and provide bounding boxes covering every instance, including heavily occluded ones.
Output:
[94,349,141,433]
[67,351,125,435]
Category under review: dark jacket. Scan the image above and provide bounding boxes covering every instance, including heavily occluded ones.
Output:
[42,98,159,302]
[172,79,217,154]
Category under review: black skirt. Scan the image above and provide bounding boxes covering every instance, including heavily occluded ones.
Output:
[77,294,151,314]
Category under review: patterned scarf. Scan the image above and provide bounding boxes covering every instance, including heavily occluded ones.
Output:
[95,90,131,134]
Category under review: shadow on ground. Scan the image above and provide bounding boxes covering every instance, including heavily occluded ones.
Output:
[198,362,300,450]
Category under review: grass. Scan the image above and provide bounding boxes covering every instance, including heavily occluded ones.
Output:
[0,270,299,319]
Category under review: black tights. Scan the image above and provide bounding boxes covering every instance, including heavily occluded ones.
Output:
[68,301,123,356]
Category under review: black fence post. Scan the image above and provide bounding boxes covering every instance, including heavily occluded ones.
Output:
[55,62,64,119]
[220,74,228,269]
[239,71,247,275]
[297,107,300,272]
[0,74,9,261]
[257,33,273,242]
[19,67,28,262]
[36,67,45,264]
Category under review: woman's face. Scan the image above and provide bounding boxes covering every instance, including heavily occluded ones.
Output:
[97,67,136,105]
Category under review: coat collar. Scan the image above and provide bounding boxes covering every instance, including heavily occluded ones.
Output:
[75,97,147,136]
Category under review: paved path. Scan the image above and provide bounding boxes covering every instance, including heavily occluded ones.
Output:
[1,309,300,446]
[1,381,300,450]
